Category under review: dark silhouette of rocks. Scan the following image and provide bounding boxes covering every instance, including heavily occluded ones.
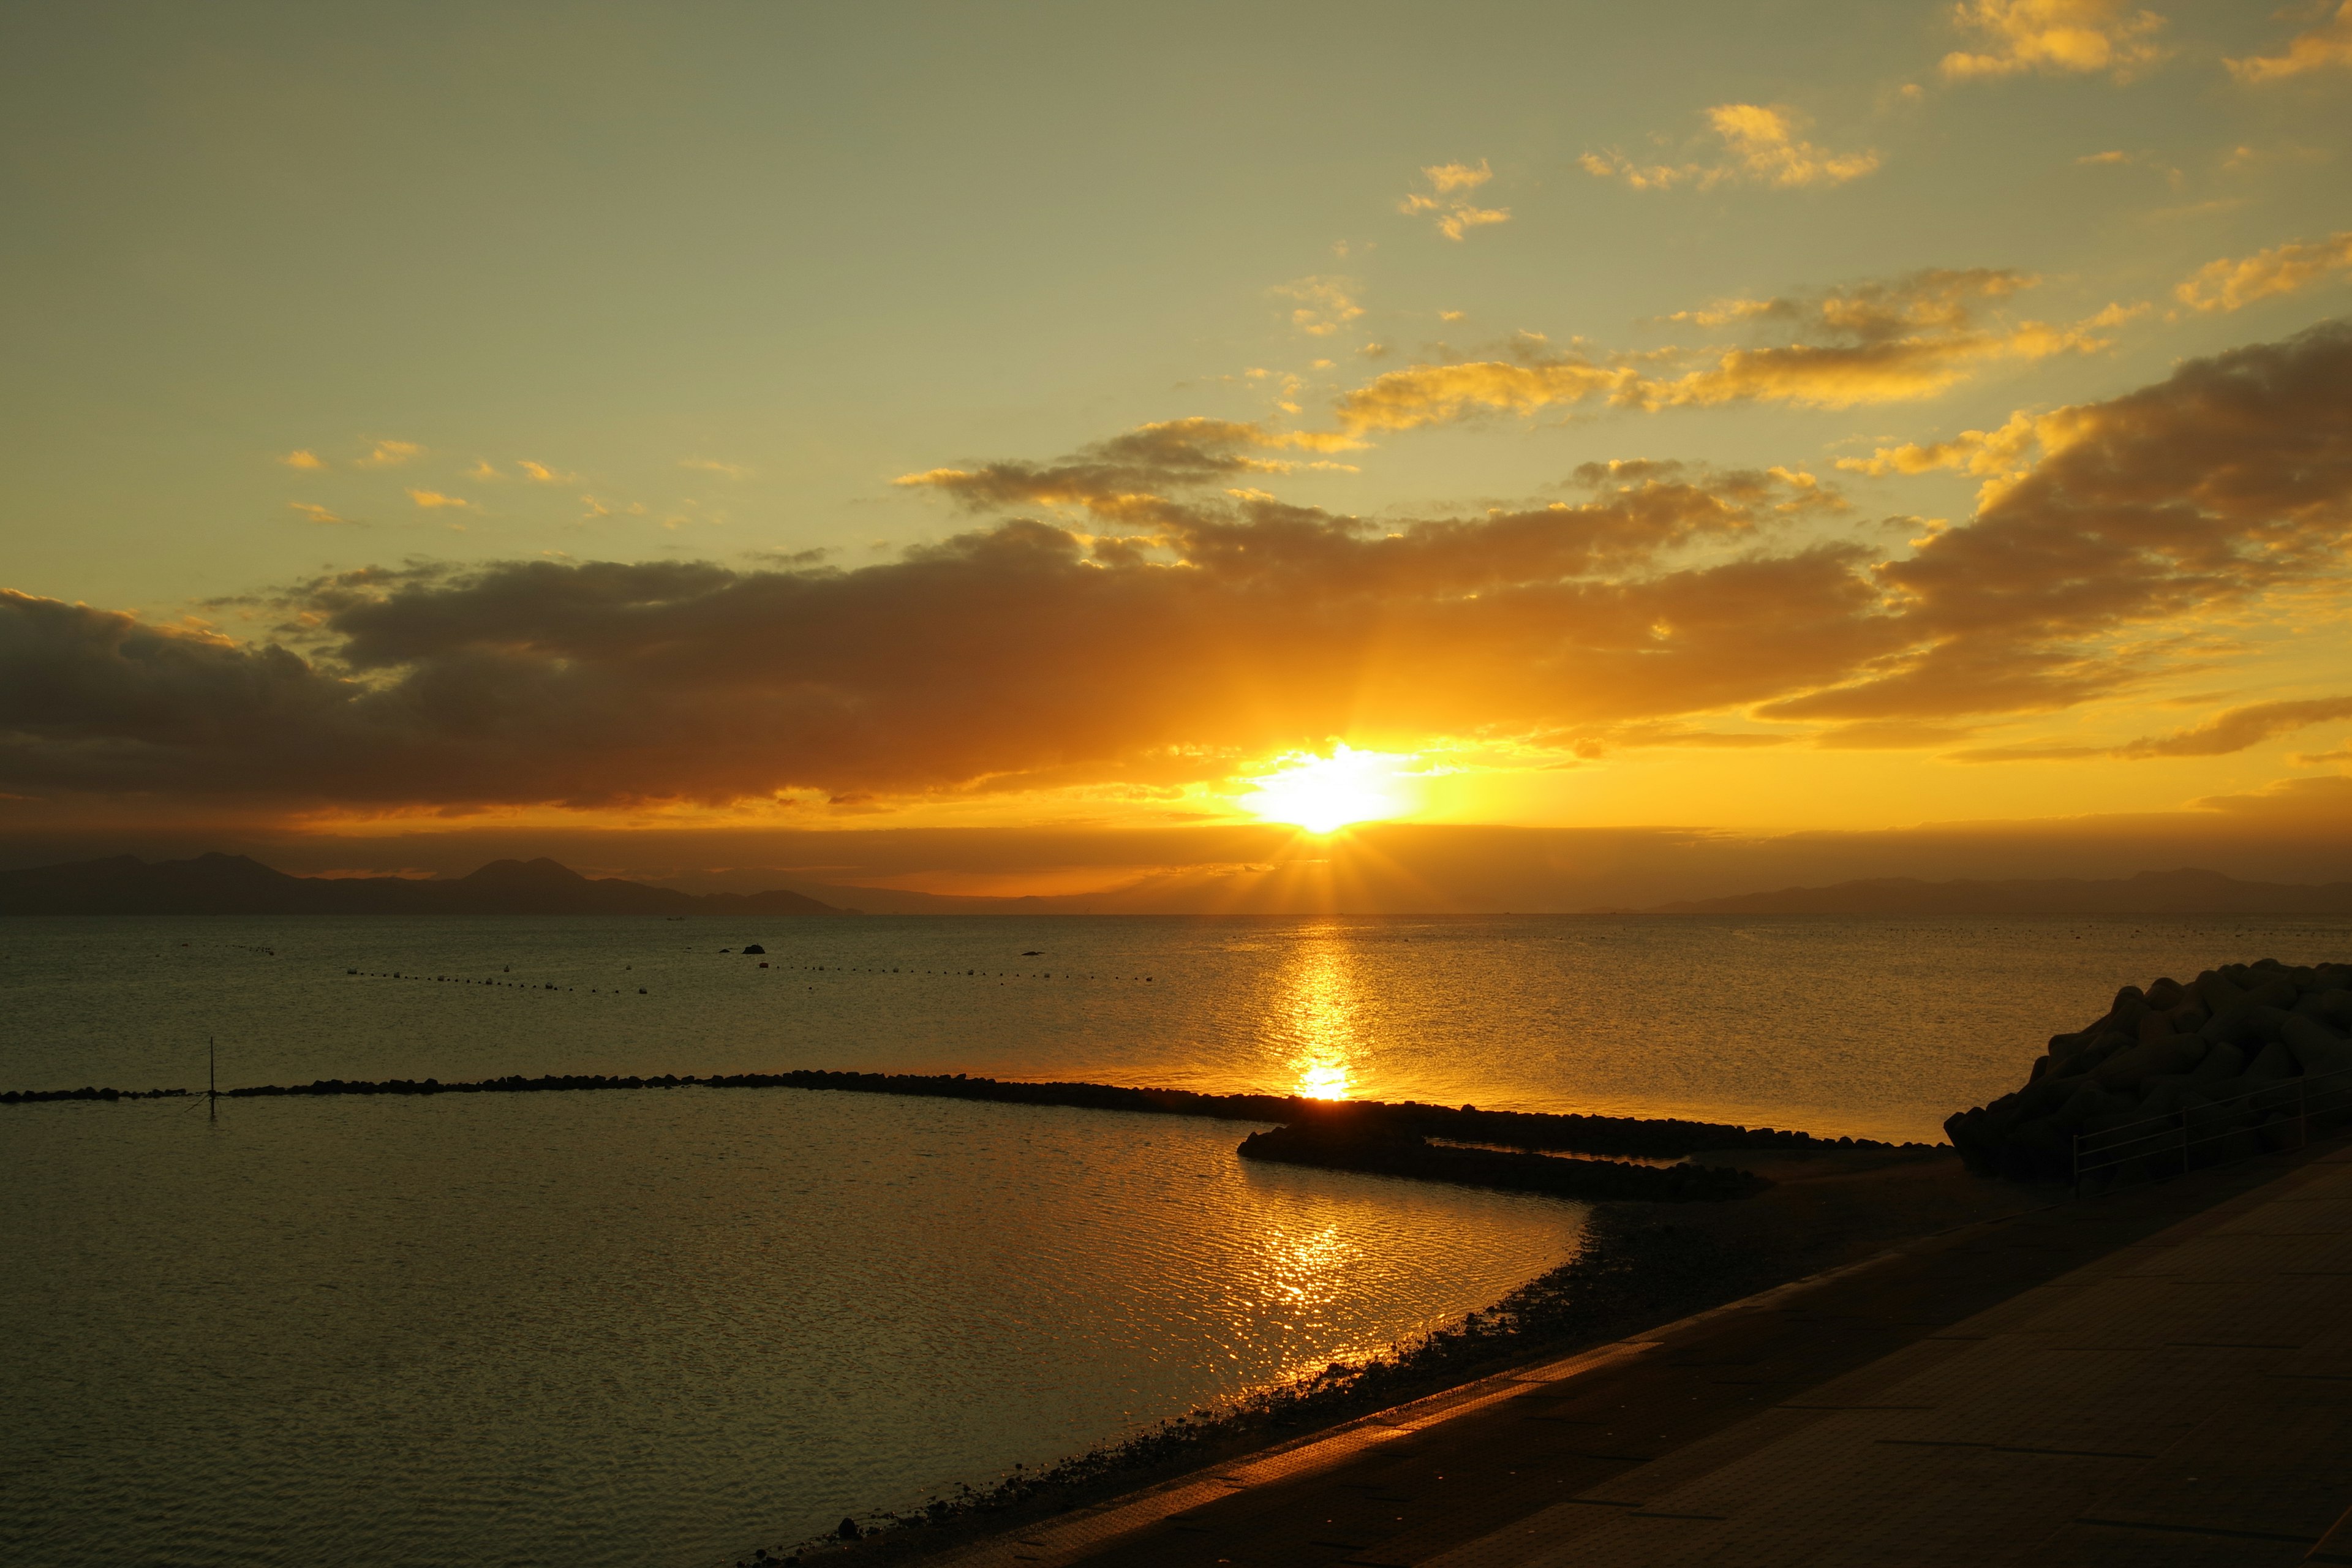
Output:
[1649,867,2352,916]
[1235,1118,1767,1202]
[741,943,766,954]
[3,1066,1901,1162]
[0,852,850,917]
[1947,957,2352,1182]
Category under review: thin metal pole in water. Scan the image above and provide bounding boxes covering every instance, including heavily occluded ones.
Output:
[208,1035,216,1122]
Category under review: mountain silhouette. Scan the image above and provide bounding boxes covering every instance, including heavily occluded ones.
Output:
[0,853,850,916]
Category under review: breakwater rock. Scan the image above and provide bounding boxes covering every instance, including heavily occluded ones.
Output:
[1946,958,2352,1182]
[1236,1120,1768,1202]
[2,1066,1902,1162]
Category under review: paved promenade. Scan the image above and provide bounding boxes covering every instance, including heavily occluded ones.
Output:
[946,1144,2352,1568]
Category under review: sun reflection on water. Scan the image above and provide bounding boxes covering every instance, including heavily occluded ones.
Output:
[1278,934,1368,1101]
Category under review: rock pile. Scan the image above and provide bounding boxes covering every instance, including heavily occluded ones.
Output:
[1946,958,2352,1182]
[1237,1120,1770,1202]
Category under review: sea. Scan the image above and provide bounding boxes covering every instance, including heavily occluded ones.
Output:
[6,911,2348,1566]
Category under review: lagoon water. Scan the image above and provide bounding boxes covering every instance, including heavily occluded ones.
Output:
[6,912,2350,1565]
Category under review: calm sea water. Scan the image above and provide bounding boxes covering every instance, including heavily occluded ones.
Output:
[6,912,2349,1566]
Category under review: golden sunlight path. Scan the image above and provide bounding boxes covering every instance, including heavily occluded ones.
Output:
[943,1146,2352,1568]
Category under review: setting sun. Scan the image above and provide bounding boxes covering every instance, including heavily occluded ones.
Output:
[1240,745,1411,834]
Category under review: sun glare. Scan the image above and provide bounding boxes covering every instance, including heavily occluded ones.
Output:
[1240,745,1409,834]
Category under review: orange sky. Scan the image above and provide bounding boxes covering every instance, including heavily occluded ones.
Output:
[2,1,2350,902]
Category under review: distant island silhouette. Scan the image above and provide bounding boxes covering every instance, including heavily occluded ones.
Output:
[0,853,851,916]
[1640,867,2352,916]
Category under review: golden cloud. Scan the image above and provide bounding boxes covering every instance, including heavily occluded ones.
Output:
[287,502,347,525]
[1331,270,2116,433]
[6,325,2347,814]
[1940,0,2169,82]
[354,440,424,469]
[1580,104,1878,192]
[1953,696,2352,763]
[405,489,472,510]
[1767,322,2352,726]
[279,450,325,470]
[1275,276,1366,336]
[1398,159,1511,239]
[2174,231,2352,314]
[2116,696,2352,758]
[2228,1,2352,82]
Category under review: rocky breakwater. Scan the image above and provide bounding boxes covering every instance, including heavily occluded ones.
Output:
[1237,1106,1771,1202]
[1946,959,2352,1183]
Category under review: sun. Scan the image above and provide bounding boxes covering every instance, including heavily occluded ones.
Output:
[1239,745,1410,834]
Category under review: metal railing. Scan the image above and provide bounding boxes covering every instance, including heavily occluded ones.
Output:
[2073,1064,2352,1193]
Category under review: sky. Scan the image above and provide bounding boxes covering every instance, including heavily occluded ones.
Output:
[3,0,2351,903]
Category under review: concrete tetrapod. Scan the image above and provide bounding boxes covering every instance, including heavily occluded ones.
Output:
[1947,957,2352,1183]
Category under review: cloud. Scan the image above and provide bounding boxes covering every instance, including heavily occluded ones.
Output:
[1953,696,2352,763]
[2174,231,2352,313]
[1836,400,2116,503]
[280,450,325,470]
[2228,2,2352,81]
[1580,104,1878,192]
[405,489,472,510]
[0,469,1887,812]
[355,440,424,469]
[468,459,502,480]
[1764,320,2352,725]
[898,417,1362,526]
[516,461,570,483]
[7,325,2349,818]
[1940,0,2169,82]
[1398,160,1511,239]
[1332,270,2117,433]
[287,503,348,525]
[2116,696,2352,757]
[1275,276,1366,336]
[681,458,752,480]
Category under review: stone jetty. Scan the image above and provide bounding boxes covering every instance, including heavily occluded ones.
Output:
[1236,1118,1768,1202]
[1946,957,2352,1182]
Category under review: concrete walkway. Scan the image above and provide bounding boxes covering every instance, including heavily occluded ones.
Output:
[948,1144,2352,1568]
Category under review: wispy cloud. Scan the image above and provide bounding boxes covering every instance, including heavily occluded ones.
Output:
[1580,104,1878,192]
[405,489,472,510]
[1275,276,1366,337]
[516,460,571,483]
[1397,160,1511,239]
[280,450,325,471]
[1954,696,2352,762]
[287,502,348,525]
[2228,1,2352,82]
[1940,0,2169,82]
[2116,697,2352,758]
[355,440,424,469]
[680,458,752,480]
[1330,270,2122,434]
[2174,230,2352,312]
